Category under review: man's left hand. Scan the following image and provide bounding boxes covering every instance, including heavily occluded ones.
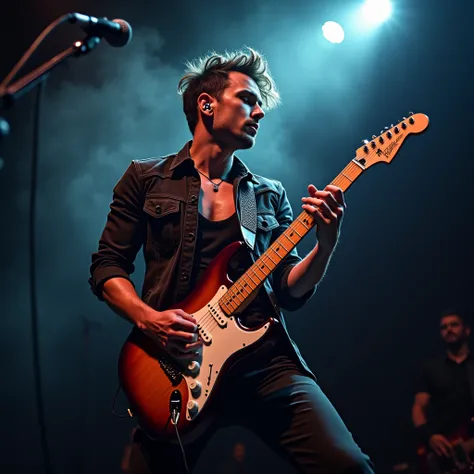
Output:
[301,184,346,253]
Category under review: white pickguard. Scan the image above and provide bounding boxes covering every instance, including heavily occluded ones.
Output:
[182,285,270,421]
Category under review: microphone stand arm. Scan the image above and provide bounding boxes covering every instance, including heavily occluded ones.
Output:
[0,35,101,108]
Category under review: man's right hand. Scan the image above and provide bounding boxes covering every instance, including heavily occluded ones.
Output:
[429,434,452,457]
[136,309,202,360]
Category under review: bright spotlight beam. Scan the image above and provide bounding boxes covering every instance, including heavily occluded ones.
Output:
[322,21,345,44]
[361,0,393,25]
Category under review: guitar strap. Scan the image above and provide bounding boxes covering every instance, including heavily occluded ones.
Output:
[238,177,257,251]
[237,178,284,322]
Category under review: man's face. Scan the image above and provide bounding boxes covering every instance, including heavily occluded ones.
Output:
[440,315,470,345]
[209,71,265,150]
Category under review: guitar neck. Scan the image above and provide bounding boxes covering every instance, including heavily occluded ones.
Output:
[219,159,365,315]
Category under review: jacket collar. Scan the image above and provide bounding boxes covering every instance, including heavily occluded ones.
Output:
[163,141,259,184]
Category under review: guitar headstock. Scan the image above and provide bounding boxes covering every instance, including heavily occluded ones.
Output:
[354,112,429,169]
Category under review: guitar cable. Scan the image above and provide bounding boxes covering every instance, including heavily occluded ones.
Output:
[171,415,190,474]
[111,386,190,473]
[111,384,132,418]
[170,390,190,473]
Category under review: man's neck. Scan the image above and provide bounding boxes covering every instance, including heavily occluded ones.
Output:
[447,343,470,363]
[190,133,235,179]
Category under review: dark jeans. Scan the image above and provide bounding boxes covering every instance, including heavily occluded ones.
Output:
[126,339,375,474]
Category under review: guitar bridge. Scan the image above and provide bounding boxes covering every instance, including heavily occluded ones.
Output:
[158,355,183,386]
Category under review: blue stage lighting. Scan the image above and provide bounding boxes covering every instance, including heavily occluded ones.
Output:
[361,0,393,25]
[322,21,345,44]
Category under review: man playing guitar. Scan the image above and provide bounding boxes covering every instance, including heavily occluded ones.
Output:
[412,309,474,472]
[89,47,375,474]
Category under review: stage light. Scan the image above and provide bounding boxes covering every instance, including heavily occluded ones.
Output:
[322,21,345,44]
[361,0,392,25]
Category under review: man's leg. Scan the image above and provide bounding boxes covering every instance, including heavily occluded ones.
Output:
[245,369,375,474]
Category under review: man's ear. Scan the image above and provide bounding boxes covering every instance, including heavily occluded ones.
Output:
[197,93,215,115]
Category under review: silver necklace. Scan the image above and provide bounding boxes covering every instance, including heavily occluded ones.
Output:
[196,168,224,192]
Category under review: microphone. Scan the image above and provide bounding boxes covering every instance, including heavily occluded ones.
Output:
[68,13,132,48]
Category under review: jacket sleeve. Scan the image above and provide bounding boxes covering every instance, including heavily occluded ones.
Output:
[89,162,146,300]
[271,182,316,311]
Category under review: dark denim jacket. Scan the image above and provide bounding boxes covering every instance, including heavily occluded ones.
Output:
[89,141,316,376]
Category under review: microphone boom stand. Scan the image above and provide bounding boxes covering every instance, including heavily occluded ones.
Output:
[0,34,101,130]
[0,34,102,474]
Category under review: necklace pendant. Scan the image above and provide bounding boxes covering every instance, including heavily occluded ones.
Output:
[213,184,219,192]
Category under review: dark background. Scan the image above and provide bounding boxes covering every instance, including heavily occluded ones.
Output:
[1,0,473,472]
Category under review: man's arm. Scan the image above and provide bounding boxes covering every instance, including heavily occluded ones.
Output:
[286,243,333,298]
[270,182,345,308]
[270,183,317,311]
[412,392,431,427]
[89,163,200,359]
[89,162,146,299]
[412,373,452,457]
[101,256,201,362]
[102,277,151,326]
[286,184,345,298]
[412,365,433,435]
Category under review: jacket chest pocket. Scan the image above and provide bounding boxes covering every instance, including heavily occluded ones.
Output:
[257,213,279,250]
[143,196,182,257]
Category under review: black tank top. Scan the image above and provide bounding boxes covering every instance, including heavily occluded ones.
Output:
[192,212,241,283]
[191,213,272,328]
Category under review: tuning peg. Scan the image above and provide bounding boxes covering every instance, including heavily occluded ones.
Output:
[408,111,414,116]
[402,117,407,121]
[384,126,390,130]
[372,135,377,139]
[391,124,394,128]
[362,139,369,144]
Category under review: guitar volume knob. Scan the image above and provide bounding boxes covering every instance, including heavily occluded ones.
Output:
[187,360,201,376]
[189,380,202,397]
[187,400,199,417]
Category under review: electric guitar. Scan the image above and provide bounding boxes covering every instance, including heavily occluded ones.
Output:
[417,421,474,474]
[118,113,430,442]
